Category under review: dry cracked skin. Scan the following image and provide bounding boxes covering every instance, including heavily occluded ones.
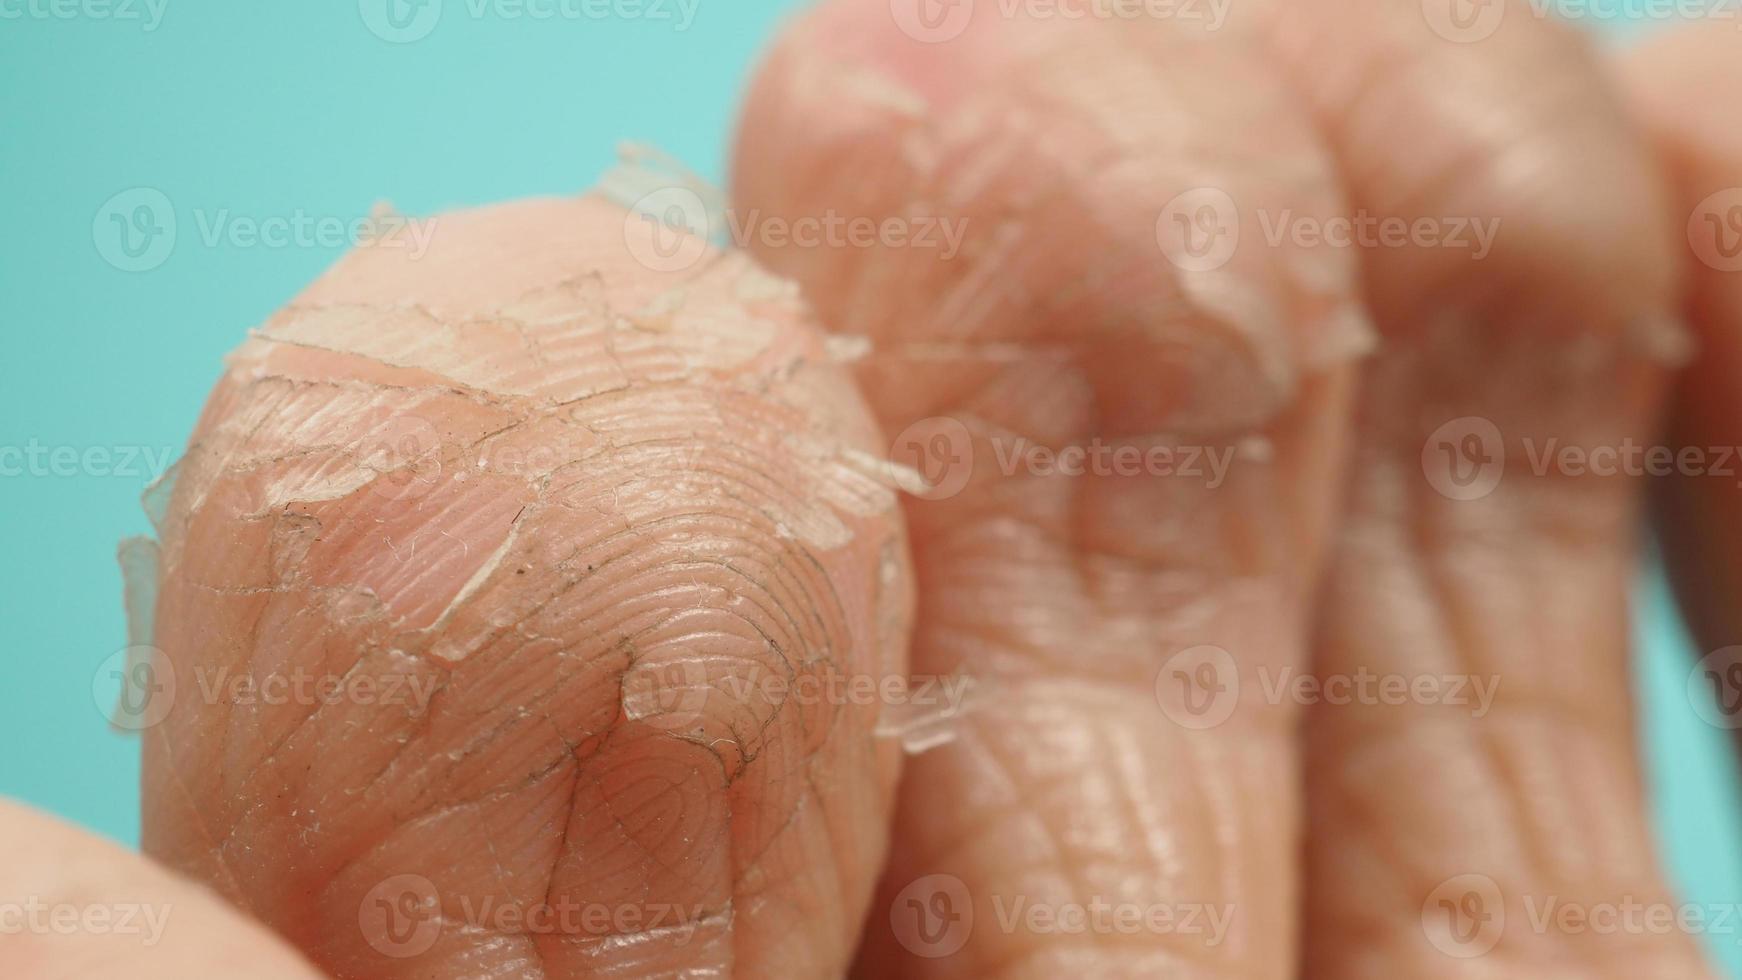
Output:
[139,195,918,978]
[7,2,1742,979]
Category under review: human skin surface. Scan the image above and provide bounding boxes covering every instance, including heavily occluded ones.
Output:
[138,195,917,979]
[4,5,1740,980]
[0,800,323,979]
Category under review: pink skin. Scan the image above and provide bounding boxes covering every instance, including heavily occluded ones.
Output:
[0,800,323,979]
[733,5,1362,978]
[5,8,1739,980]
[139,197,914,978]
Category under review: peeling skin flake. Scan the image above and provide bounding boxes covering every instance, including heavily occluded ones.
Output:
[597,142,732,247]
[739,49,1395,438]
[118,535,160,647]
[873,675,982,756]
[839,66,928,118]
[822,334,873,363]
[245,263,789,405]
[140,461,180,536]
[126,154,920,977]
[1628,313,1696,367]
[144,186,907,670]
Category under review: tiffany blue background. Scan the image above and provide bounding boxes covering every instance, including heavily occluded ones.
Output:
[1,2,1737,972]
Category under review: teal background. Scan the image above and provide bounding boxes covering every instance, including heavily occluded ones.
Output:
[0,4,1736,974]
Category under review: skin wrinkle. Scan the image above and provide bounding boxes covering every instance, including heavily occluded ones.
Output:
[141,195,910,978]
[149,725,249,902]
[1330,51,1594,220]
[89,13,1733,976]
[916,509,1288,685]
[0,803,328,979]
[948,710,1206,979]
[749,30,1350,413]
[246,325,481,386]
[917,726,1030,859]
[1327,476,1643,849]
[730,7,1375,974]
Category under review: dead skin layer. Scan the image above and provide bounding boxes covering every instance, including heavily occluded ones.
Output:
[96,7,1738,978]
[137,194,915,980]
[728,1,1711,977]
[732,9,1370,977]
